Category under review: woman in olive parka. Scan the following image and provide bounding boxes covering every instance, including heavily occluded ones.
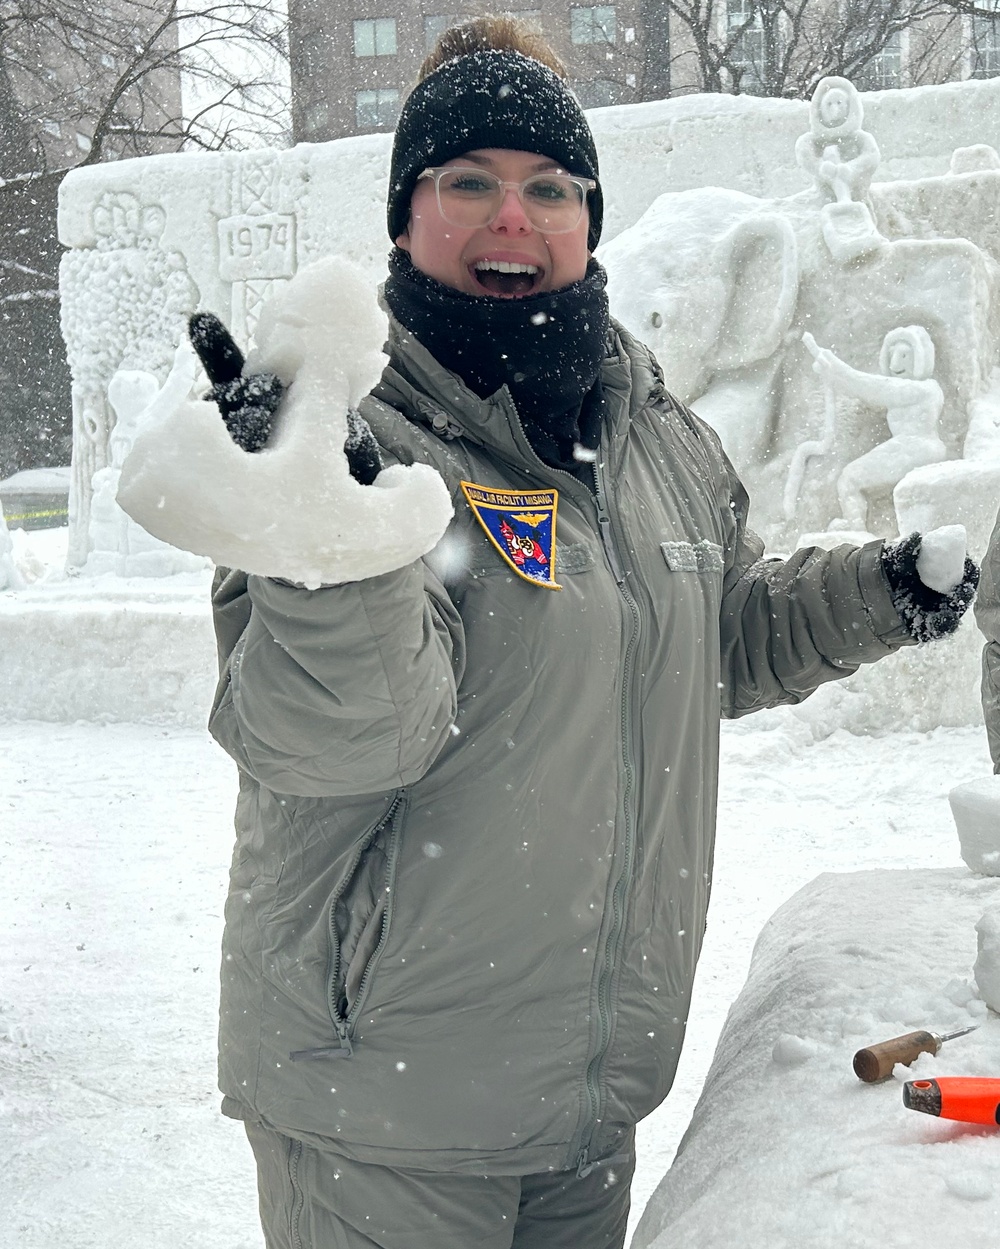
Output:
[190,18,978,1249]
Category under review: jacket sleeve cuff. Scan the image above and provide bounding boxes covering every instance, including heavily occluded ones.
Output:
[857,540,913,646]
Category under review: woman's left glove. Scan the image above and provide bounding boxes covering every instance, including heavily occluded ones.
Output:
[881,529,979,643]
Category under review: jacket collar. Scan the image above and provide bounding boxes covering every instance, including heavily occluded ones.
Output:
[374,300,643,478]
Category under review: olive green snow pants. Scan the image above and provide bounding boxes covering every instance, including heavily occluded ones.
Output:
[245,1121,634,1249]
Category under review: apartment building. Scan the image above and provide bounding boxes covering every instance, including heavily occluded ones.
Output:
[6,3,183,174]
[288,1,647,141]
[288,0,1000,143]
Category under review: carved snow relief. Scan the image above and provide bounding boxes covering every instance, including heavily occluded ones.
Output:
[603,77,1000,559]
[60,190,199,567]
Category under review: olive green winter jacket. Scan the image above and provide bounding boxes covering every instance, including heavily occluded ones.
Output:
[209,314,913,1176]
[976,506,1000,770]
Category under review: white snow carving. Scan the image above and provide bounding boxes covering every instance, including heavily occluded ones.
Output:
[85,365,209,578]
[0,502,26,591]
[795,77,884,262]
[117,257,454,589]
[797,326,946,533]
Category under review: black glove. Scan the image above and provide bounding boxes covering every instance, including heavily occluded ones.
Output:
[189,312,284,453]
[881,531,980,643]
[187,313,383,484]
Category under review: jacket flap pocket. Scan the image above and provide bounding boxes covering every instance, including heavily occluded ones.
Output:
[661,539,724,574]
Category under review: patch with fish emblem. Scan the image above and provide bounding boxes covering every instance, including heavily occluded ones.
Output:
[460,481,561,589]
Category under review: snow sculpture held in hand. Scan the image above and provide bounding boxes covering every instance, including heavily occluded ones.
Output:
[86,366,208,577]
[117,257,454,589]
[795,77,883,262]
[802,326,946,532]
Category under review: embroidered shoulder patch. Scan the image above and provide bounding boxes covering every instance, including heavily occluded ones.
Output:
[461,482,562,589]
[661,539,724,574]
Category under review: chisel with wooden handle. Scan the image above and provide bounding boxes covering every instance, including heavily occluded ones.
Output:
[853,1025,979,1083]
[903,1077,1000,1126]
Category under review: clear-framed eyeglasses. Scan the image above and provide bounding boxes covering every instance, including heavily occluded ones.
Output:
[417,166,597,233]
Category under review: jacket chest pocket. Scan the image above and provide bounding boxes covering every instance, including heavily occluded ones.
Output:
[660,539,724,576]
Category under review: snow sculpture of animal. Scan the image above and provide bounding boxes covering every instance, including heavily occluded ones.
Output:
[602,188,799,470]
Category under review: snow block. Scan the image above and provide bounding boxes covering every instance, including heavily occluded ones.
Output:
[949,777,1000,876]
[974,904,1000,1012]
[895,461,1000,562]
[0,575,216,726]
[632,868,1000,1249]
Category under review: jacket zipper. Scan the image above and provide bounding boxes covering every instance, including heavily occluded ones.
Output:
[576,459,641,1177]
[287,1137,306,1248]
[289,793,403,1062]
[496,393,642,1174]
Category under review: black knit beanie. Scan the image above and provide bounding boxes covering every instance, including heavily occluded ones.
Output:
[388,48,603,253]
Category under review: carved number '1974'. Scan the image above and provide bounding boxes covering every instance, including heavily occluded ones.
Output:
[217,213,297,282]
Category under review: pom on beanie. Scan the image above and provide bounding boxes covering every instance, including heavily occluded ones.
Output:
[387,48,603,252]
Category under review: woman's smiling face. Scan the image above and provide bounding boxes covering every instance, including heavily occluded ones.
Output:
[395,148,591,298]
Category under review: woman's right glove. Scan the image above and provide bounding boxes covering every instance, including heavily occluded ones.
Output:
[188,312,383,484]
[119,256,453,588]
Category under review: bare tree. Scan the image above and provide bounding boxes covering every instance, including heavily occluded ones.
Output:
[0,1,289,478]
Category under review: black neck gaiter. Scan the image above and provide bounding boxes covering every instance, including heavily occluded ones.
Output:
[383,248,610,467]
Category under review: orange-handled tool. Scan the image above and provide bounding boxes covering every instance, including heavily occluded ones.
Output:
[853,1025,978,1083]
[903,1077,1000,1126]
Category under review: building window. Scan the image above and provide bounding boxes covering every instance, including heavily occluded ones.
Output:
[424,13,462,49]
[971,2,1000,77]
[571,6,617,45]
[353,17,397,58]
[855,31,902,89]
[355,88,401,130]
[727,0,765,93]
[843,0,903,90]
[303,100,330,135]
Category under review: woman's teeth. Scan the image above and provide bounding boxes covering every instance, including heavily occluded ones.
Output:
[474,260,540,275]
[472,259,542,296]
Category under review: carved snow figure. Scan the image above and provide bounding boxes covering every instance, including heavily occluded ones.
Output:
[0,503,25,591]
[795,77,883,262]
[801,326,946,533]
[86,359,207,577]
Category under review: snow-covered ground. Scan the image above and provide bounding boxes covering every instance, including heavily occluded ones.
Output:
[2,518,992,1244]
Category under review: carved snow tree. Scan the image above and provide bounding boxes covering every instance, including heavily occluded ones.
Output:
[0,0,288,479]
[650,0,993,100]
